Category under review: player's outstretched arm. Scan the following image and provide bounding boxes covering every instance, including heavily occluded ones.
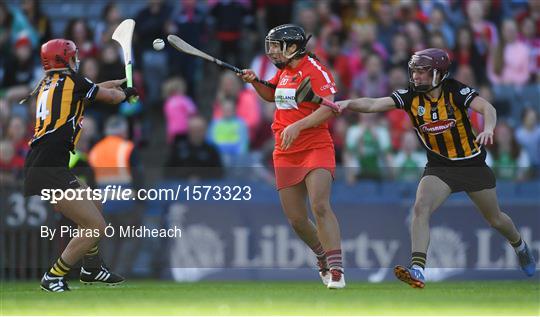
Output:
[238,69,275,102]
[98,78,127,89]
[336,97,395,113]
[95,86,138,105]
[470,96,497,145]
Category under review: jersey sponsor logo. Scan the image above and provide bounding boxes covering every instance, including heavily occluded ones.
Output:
[274,88,298,110]
[320,82,336,92]
[419,119,456,135]
[418,105,425,116]
[460,87,471,95]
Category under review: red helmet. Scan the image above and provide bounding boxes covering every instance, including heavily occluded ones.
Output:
[40,39,79,71]
[408,48,451,92]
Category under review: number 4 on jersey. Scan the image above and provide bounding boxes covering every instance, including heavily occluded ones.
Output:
[36,90,50,121]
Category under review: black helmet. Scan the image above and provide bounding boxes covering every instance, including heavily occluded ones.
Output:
[265,24,311,66]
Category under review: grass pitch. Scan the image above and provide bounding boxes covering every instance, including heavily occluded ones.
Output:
[1,280,539,315]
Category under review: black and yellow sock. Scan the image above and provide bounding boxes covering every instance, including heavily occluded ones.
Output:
[49,257,72,277]
[411,252,426,270]
[83,245,101,269]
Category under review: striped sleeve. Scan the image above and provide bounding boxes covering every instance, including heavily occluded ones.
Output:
[306,56,337,97]
[449,79,478,109]
[390,89,411,110]
[72,73,99,102]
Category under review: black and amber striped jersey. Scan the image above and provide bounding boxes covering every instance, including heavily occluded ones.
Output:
[30,70,99,150]
[391,79,482,163]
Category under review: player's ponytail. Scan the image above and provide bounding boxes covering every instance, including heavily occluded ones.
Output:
[306,52,320,62]
[18,75,46,105]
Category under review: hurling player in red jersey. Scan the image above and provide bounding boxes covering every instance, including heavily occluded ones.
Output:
[239,24,345,289]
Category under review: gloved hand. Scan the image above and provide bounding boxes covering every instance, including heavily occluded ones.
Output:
[122,87,139,103]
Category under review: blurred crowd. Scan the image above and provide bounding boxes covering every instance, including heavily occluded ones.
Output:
[1,0,539,187]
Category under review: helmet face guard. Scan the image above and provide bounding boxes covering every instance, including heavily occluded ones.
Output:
[265,38,301,59]
[264,24,310,69]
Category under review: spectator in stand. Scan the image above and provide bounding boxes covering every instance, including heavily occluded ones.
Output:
[487,122,531,181]
[318,32,353,98]
[6,116,29,159]
[488,19,530,87]
[165,115,223,181]
[388,33,411,70]
[475,84,511,128]
[429,30,449,51]
[167,0,207,98]
[515,107,540,175]
[452,26,486,84]
[64,18,98,59]
[403,21,427,53]
[426,5,454,49]
[488,19,531,124]
[0,3,14,63]
[352,53,388,98]
[0,139,24,186]
[134,0,172,108]
[212,72,260,141]
[20,0,51,46]
[454,64,477,88]
[256,0,293,30]
[392,131,427,181]
[349,0,375,29]
[208,97,249,167]
[79,56,112,130]
[519,17,540,82]
[208,0,253,67]
[343,113,391,183]
[467,0,498,58]
[0,2,39,49]
[162,76,197,144]
[375,0,399,54]
[98,41,125,84]
[385,66,412,151]
[1,35,38,106]
[94,2,123,49]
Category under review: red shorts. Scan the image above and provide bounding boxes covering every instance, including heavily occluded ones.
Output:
[273,146,336,190]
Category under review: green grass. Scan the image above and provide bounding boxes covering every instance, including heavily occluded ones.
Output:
[1,280,539,315]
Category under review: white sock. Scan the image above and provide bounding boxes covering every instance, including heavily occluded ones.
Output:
[513,239,526,252]
[411,264,425,274]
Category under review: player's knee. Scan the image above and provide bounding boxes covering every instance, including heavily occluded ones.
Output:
[311,200,331,218]
[287,215,309,229]
[413,203,431,219]
[486,212,505,228]
[94,219,107,239]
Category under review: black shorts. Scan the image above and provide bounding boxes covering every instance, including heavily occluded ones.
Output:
[423,150,496,193]
[24,141,81,197]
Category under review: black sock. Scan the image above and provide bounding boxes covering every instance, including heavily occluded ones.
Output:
[411,252,426,269]
[49,257,72,277]
[83,245,101,269]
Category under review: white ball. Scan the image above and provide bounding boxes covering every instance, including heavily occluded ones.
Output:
[153,38,165,51]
